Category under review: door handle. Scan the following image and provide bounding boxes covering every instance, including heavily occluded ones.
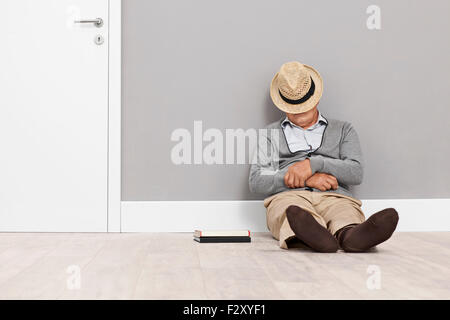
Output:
[74,18,103,28]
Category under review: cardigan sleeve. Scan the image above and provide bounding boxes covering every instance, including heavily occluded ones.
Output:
[309,123,364,186]
[249,129,288,196]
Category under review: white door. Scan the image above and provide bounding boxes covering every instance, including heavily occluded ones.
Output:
[0,0,111,231]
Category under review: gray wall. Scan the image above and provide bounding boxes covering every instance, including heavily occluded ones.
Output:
[122,0,450,201]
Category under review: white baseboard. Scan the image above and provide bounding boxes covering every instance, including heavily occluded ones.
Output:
[121,199,450,232]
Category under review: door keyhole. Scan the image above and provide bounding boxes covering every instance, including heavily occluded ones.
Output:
[94,35,104,45]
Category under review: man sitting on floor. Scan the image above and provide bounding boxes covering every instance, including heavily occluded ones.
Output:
[249,61,399,252]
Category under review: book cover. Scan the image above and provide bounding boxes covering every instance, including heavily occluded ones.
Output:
[194,230,251,238]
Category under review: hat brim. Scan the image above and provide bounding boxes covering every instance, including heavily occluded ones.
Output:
[270,64,323,114]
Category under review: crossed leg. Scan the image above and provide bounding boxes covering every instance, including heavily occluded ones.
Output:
[265,192,337,251]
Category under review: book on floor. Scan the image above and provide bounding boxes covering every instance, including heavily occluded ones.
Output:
[193,236,251,243]
[193,230,251,243]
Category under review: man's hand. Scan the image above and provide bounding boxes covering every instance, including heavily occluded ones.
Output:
[305,173,338,191]
[284,159,312,188]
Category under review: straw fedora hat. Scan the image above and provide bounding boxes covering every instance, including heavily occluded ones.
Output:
[270,61,323,114]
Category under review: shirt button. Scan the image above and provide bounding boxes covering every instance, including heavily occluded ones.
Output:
[307,153,312,157]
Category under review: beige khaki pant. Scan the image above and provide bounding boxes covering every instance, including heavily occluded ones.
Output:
[264,190,365,249]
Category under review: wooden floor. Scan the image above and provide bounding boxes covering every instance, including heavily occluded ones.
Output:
[0,232,449,300]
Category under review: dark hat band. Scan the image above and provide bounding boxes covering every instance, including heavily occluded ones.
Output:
[279,77,315,105]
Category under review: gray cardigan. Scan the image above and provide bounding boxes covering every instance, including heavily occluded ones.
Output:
[249,117,364,198]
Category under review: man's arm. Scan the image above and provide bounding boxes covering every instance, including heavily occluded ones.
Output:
[309,123,364,186]
[249,130,288,196]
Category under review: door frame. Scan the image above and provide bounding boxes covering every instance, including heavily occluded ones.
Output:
[107,0,122,232]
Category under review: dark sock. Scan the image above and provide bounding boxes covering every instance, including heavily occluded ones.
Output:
[286,205,338,253]
[336,208,399,252]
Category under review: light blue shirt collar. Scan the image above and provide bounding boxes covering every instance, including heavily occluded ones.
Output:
[281,111,328,130]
